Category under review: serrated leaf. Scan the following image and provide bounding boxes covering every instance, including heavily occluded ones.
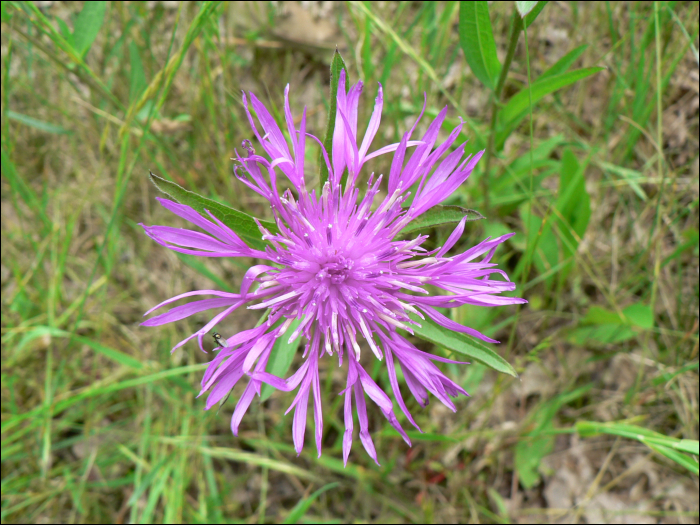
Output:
[260,318,303,403]
[496,67,604,148]
[319,49,348,187]
[72,1,106,57]
[148,172,277,251]
[516,1,539,18]
[398,206,484,237]
[408,313,517,377]
[459,1,501,90]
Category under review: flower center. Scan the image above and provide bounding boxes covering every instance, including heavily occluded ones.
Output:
[315,255,354,285]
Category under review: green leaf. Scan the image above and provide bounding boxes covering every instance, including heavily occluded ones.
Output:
[496,67,604,148]
[575,421,700,475]
[260,318,303,403]
[523,1,548,28]
[283,482,339,524]
[408,314,517,377]
[319,49,348,187]
[397,206,484,237]
[516,1,539,18]
[539,44,588,81]
[459,1,501,90]
[555,149,590,284]
[55,16,75,48]
[597,161,648,201]
[7,110,71,134]
[128,41,147,103]
[148,172,277,251]
[622,303,653,329]
[515,385,592,488]
[646,443,699,475]
[71,1,106,57]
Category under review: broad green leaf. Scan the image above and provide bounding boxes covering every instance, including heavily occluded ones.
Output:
[622,303,653,329]
[283,482,339,524]
[516,1,539,18]
[148,172,277,251]
[568,303,652,346]
[459,2,501,90]
[496,67,604,148]
[260,318,303,402]
[71,1,106,57]
[7,110,71,134]
[128,41,147,103]
[408,314,517,377]
[523,1,548,27]
[398,206,484,237]
[319,49,349,187]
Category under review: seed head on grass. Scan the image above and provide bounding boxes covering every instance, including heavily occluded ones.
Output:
[141,71,525,464]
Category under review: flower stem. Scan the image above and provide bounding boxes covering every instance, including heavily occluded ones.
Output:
[482,12,522,212]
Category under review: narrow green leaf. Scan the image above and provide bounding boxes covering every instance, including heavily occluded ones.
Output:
[283,482,339,524]
[1,147,50,227]
[398,206,484,237]
[260,318,303,402]
[677,440,700,455]
[319,49,348,187]
[55,16,75,48]
[408,314,517,377]
[496,67,604,148]
[539,44,588,81]
[501,67,604,124]
[71,1,107,57]
[148,172,277,251]
[459,1,501,90]
[516,1,539,18]
[7,110,71,134]
[597,161,648,201]
[523,1,548,27]
[128,41,147,103]
[556,148,590,284]
[646,443,699,475]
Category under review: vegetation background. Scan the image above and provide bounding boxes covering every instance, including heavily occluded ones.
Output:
[1,1,698,523]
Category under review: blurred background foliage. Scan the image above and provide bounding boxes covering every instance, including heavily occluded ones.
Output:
[1,1,698,523]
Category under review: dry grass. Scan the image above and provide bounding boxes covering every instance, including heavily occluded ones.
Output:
[1,1,698,523]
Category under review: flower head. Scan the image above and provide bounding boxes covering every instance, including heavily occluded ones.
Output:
[141,71,525,464]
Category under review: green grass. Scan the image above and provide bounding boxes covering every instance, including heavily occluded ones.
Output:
[2,1,698,523]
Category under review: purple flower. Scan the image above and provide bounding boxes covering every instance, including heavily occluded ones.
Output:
[141,71,525,464]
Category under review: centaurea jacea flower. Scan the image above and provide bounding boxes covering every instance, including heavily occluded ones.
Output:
[141,70,525,464]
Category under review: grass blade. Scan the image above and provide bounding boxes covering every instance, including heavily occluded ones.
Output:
[283,482,340,524]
